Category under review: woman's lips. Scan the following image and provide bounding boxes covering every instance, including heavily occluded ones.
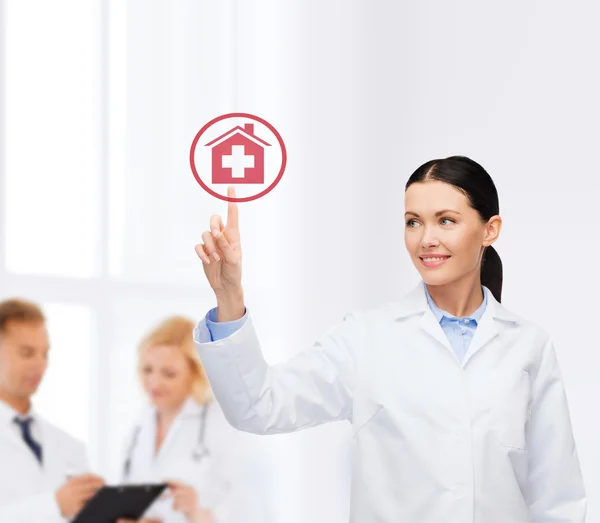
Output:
[419,255,451,268]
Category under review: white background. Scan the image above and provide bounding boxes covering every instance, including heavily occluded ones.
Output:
[1,1,599,522]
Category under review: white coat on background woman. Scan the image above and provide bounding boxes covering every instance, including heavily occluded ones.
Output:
[192,156,587,523]
[118,316,266,523]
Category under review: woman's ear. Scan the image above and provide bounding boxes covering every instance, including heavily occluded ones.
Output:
[482,215,502,247]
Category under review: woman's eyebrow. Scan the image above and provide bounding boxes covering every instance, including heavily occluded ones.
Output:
[404,209,462,217]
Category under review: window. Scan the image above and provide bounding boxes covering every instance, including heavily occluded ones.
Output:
[34,303,93,444]
[0,0,215,475]
[4,0,102,278]
[1,2,274,517]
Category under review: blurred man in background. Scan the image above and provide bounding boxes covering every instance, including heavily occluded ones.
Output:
[0,298,104,522]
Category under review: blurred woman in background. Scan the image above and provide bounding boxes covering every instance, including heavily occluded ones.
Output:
[118,316,266,523]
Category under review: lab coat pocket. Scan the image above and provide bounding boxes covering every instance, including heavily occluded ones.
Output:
[493,369,531,451]
[352,380,386,438]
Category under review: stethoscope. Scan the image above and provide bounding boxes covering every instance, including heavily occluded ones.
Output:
[123,403,210,480]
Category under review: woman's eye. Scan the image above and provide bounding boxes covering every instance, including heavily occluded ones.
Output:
[405,219,418,227]
[440,217,455,225]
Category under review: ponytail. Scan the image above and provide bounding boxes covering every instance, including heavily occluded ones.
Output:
[481,245,503,303]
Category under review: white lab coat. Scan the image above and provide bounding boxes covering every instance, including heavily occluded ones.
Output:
[121,396,268,523]
[193,281,587,523]
[0,401,89,523]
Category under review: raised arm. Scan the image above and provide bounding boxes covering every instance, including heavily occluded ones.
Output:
[193,188,363,434]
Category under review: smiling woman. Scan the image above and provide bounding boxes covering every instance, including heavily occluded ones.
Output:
[404,156,504,311]
[192,155,587,523]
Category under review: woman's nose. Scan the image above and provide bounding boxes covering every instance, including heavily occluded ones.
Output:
[144,374,159,389]
[420,228,440,248]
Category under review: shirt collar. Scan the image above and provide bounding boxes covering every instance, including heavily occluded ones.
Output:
[0,399,35,426]
[424,284,488,325]
[389,281,520,325]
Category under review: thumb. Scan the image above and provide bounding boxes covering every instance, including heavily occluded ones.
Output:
[166,479,184,491]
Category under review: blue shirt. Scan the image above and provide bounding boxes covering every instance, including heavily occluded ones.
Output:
[424,285,488,362]
[197,285,488,363]
[194,305,248,343]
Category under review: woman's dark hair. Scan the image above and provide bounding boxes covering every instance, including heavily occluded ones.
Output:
[405,155,503,303]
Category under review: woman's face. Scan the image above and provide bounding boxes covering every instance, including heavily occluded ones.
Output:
[404,180,501,287]
[139,344,194,411]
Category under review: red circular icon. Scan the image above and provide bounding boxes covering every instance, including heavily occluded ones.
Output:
[189,112,287,202]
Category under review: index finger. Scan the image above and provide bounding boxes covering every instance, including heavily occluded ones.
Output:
[226,186,238,229]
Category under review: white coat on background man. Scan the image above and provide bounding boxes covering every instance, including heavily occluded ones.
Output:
[0,401,90,522]
[0,298,104,523]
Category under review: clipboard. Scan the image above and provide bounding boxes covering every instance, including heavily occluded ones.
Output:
[71,483,168,523]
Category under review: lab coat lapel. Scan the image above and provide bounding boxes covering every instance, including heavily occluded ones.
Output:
[134,407,156,466]
[5,427,44,485]
[462,310,499,365]
[419,309,455,356]
[37,418,61,488]
[462,288,521,365]
[155,398,197,463]
[125,408,155,482]
[0,402,44,476]
[393,281,518,364]
[392,281,455,357]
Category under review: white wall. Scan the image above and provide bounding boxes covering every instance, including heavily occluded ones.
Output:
[2,1,598,522]
[210,1,600,520]
[358,3,600,520]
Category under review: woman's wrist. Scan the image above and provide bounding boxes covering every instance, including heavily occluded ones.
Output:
[215,288,245,322]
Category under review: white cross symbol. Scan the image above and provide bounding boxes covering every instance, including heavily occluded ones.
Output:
[222,145,255,179]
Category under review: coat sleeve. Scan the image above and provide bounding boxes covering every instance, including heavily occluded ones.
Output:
[526,338,587,522]
[193,310,365,435]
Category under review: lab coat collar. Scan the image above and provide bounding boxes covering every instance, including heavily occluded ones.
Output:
[391,281,521,365]
[0,398,37,426]
[148,396,208,462]
[392,281,522,325]
[0,400,17,426]
[0,399,52,472]
[143,395,202,419]
[178,396,207,418]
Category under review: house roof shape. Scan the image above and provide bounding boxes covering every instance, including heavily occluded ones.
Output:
[205,125,271,149]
